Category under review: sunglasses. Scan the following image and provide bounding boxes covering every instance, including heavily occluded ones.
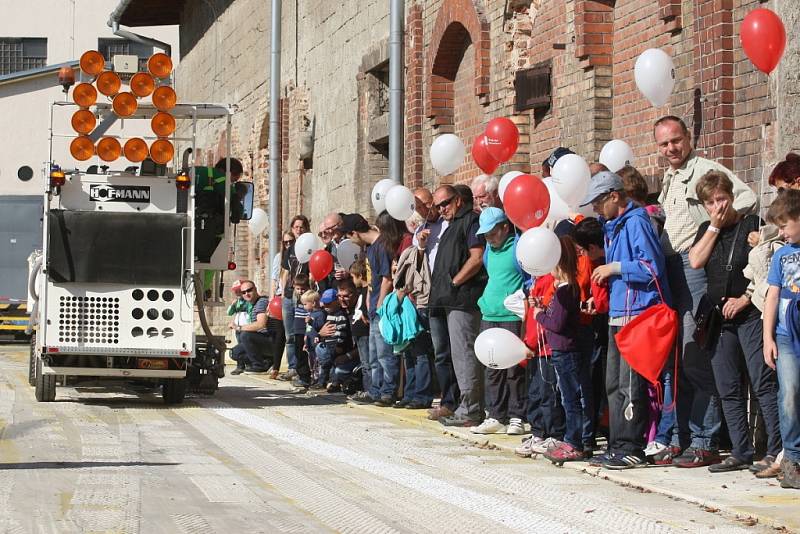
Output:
[241,287,255,294]
[283,240,294,245]
[434,196,456,209]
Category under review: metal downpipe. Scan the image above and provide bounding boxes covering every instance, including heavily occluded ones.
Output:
[269,0,282,274]
[389,0,405,184]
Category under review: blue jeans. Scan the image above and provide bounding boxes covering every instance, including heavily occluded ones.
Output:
[355,335,371,393]
[655,361,676,445]
[429,312,459,411]
[282,297,297,370]
[315,342,335,386]
[776,336,800,462]
[369,317,393,398]
[401,310,433,405]
[576,325,596,447]
[527,356,565,440]
[667,252,722,449]
[552,350,590,450]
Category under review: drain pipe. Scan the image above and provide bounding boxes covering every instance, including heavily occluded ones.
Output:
[108,1,172,57]
[389,0,405,184]
[268,0,281,272]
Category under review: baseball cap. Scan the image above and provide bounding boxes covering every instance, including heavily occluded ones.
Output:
[543,147,575,170]
[320,288,338,305]
[339,213,370,235]
[579,171,624,207]
[476,207,508,235]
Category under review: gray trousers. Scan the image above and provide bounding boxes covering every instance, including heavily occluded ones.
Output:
[446,308,484,421]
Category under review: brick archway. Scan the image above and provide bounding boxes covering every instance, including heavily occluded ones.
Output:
[426,0,490,127]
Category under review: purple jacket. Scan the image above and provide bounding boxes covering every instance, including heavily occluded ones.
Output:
[535,283,580,352]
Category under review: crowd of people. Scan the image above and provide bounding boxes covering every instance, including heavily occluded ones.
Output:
[226,115,800,491]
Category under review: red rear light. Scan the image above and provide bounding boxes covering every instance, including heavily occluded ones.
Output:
[50,170,66,188]
[179,350,190,356]
[227,261,237,270]
[46,347,59,353]
[175,173,190,191]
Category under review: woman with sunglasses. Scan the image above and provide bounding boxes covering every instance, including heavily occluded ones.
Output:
[278,215,311,381]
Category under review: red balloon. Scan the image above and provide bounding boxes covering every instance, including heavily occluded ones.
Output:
[471,134,500,174]
[309,250,334,281]
[485,118,519,163]
[268,296,283,320]
[740,8,786,74]
[503,174,550,231]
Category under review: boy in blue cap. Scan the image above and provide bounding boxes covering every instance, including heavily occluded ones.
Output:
[311,288,354,391]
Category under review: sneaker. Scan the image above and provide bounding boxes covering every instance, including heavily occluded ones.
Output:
[348,391,374,404]
[506,418,525,436]
[427,406,455,420]
[644,441,667,458]
[230,367,245,375]
[603,453,647,470]
[470,418,506,434]
[373,396,395,407]
[515,436,545,458]
[755,462,782,479]
[673,447,721,468]
[438,415,480,427]
[651,445,682,465]
[393,399,412,409]
[531,437,560,455]
[749,455,777,473]
[708,456,751,473]
[308,383,326,391]
[277,369,298,381]
[588,450,613,467]
[326,383,342,394]
[405,400,432,410]
[780,459,800,489]
[545,442,584,464]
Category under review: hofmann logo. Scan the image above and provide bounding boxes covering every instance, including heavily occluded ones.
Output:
[89,184,151,203]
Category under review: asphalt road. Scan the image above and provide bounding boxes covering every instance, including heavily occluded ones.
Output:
[0,344,772,533]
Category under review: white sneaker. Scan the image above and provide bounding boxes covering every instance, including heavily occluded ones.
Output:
[507,418,525,435]
[644,441,667,457]
[469,418,506,434]
[531,437,560,454]
[515,436,544,457]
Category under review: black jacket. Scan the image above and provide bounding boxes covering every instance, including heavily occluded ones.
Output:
[428,206,487,311]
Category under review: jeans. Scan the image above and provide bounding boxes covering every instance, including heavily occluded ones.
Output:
[315,342,335,386]
[775,336,800,462]
[667,252,722,449]
[710,310,781,461]
[231,331,247,369]
[655,361,677,445]
[401,310,433,405]
[607,325,649,457]
[576,325,596,447]
[282,297,297,370]
[552,350,590,450]
[355,335,371,393]
[526,356,565,440]
[293,335,311,386]
[368,317,392,399]
[481,320,525,422]
[429,311,459,411]
[447,309,483,421]
[239,331,272,371]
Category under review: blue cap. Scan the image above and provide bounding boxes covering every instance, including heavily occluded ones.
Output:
[320,288,338,305]
[579,171,624,207]
[476,207,508,235]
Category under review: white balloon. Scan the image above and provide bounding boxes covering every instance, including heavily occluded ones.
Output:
[248,207,268,235]
[634,48,675,107]
[371,178,396,213]
[430,134,466,176]
[335,239,362,271]
[475,328,529,370]
[295,232,322,263]
[498,171,524,201]
[543,178,570,223]
[551,153,591,208]
[385,184,416,221]
[599,139,635,173]
[516,227,562,276]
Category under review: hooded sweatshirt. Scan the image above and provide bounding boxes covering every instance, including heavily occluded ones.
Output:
[478,234,524,322]
[604,201,670,320]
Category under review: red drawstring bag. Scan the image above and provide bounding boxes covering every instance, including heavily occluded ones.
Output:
[613,261,677,387]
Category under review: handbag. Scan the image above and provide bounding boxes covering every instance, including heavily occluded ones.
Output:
[692,221,742,351]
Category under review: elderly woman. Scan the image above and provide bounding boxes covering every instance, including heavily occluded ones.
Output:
[688,171,781,473]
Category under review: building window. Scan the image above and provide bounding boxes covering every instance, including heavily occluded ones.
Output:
[97,38,153,72]
[0,38,47,75]
[514,61,552,114]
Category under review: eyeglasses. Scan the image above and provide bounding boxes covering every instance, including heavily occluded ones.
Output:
[591,192,612,208]
[241,287,255,294]
[283,240,294,246]
[434,196,456,209]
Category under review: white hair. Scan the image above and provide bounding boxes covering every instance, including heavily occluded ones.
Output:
[405,210,425,233]
[471,174,499,193]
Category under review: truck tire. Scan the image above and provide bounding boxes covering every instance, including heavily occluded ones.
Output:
[162,378,187,405]
[34,356,56,402]
[28,334,36,386]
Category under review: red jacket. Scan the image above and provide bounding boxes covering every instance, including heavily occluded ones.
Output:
[523,274,556,357]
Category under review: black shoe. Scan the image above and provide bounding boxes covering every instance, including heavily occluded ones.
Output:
[308,383,326,391]
[603,453,647,470]
[405,401,433,410]
[245,367,269,374]
[373,396,395,407]
[749,454,776,473]
[708,456,751,473]
[326,383,342,394]
[393,399,411,409]
[348,391,374,404]
[230,367,245,375]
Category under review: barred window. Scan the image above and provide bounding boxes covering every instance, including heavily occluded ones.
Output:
[0,38,47,75]
[97,38,153,72]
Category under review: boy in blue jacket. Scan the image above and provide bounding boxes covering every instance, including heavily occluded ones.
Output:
[581,171,671,470]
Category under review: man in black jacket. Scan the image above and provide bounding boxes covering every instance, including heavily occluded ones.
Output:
[428,185,488,426]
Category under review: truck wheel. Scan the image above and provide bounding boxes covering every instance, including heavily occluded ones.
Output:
[162,378,187,405]
[28,334,36,386]
[34,356,56,402]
